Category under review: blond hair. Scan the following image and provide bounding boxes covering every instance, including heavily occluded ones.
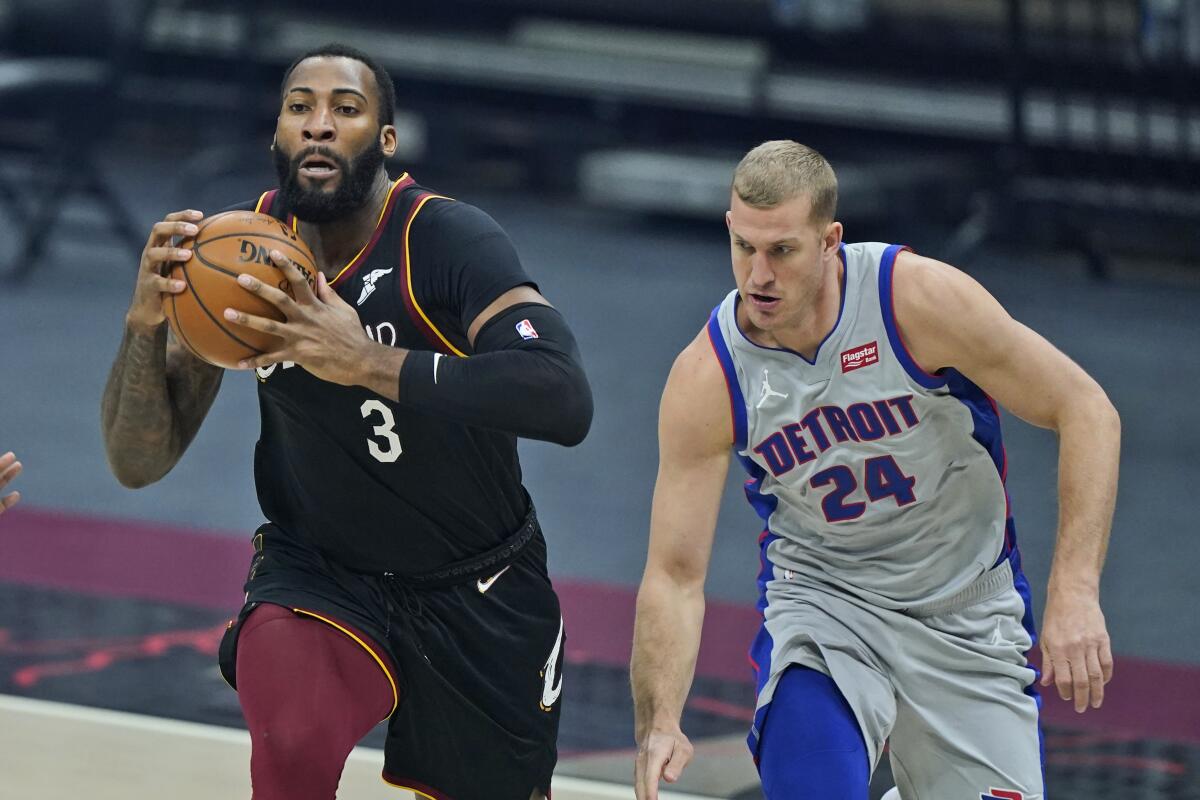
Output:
[732,140,838,222]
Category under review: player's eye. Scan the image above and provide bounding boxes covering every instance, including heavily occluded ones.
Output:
[337,105,360,115]
[773,246,792,256]
[287,103,308,113]
[736,241,753,252]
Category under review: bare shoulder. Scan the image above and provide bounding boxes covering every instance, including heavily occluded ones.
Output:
[659,328,733,456]
[892,250,982,315]
[891,250,1011,372]
[665,328,728,408]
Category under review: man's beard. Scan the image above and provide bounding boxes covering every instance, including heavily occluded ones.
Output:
[274,140,386,223]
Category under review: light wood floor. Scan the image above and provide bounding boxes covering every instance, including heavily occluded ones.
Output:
[0,695,714,800]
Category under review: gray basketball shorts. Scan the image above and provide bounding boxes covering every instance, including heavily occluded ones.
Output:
[749,557,1044,800]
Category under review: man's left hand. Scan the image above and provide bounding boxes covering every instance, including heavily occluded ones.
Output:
[224,251,370,386]
[1039,587,1113,713]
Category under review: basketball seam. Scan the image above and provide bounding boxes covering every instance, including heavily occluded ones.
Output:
[192,249,253,281]
[194,210,252,237]
[194,231,314,266]
[194,210,291,238]
[189,249,306,308]
[180,259,268,357]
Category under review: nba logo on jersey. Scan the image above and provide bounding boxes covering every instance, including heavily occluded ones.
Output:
[841,341,879,373]
[981,789,1024,800]
[515,319,539,340]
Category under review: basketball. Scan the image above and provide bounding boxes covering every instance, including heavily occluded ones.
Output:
[162,211,317,369]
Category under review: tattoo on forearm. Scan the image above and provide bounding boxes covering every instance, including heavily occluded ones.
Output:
[101,325,222,485]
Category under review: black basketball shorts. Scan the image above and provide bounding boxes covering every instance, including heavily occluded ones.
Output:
[218,522,564,800]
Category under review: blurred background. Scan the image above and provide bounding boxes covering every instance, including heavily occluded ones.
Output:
[0,0,1197,798]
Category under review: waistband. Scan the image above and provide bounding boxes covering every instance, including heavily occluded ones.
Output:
[904,556,1015,618]
[381,503,539,589]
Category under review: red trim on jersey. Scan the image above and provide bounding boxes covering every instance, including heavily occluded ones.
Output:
[328,175,414,289]
[255,190,277,215]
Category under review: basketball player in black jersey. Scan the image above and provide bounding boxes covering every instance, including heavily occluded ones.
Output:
[101,44,592,800]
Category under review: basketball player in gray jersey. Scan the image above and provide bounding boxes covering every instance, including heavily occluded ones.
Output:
[631,141,1120,800]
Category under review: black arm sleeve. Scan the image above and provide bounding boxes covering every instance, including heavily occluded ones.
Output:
[397,303,593,447]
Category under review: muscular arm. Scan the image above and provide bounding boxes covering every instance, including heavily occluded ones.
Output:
[101,209,224,488]
[894,250,1119,709]
[100,321,223,488]
[630,330,731,799]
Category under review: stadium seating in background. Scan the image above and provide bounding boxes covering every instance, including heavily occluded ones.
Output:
[0,0,151,282]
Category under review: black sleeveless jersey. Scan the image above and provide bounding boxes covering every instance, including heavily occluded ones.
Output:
[235,174,536,574]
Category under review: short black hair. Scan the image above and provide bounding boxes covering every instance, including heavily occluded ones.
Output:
[280,43,396,128]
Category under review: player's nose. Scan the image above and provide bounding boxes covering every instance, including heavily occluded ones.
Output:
[302,108,336,142]
[749,252,774,284]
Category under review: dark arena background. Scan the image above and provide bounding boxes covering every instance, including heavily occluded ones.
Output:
[0,1,1197,798]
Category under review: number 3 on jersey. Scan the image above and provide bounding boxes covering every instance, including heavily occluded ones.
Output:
[810,455,916,522]
[360,399,402,462]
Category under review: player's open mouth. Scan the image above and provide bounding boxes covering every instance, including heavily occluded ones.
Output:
[298,157,340,179]
[748,292,780,309]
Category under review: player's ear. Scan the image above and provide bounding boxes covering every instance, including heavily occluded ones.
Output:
[380,124,398,158]
[823,220,843,255]
[270,131,277,152]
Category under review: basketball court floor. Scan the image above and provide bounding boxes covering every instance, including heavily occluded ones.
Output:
[0,138,1198,798]
[1,509,1197,799]
[0,696,717,800]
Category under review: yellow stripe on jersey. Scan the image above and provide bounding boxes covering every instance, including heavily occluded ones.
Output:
[404,193,468,357]
[380,777,443,800]
[314,173,410,286]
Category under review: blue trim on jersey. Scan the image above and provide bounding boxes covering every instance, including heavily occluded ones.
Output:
[944,368,1017,556]
[943,369,1005,479]
[748,527,782,757]
[877,244,945,389]
[1007,543,1046,784]
[707,304,749,453]
[707,302,779,522]
[741,461,779,522]
[732,244,849,366]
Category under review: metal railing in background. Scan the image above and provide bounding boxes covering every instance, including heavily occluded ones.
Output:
[2,0,1195,279]
[0,0,154,282]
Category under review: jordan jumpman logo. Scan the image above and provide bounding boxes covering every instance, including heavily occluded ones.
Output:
[757,369,790,408]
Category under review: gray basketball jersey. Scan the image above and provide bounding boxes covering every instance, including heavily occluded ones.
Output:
[707,242,1015,609]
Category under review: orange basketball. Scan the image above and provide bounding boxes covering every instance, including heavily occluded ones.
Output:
[163,211,317,369]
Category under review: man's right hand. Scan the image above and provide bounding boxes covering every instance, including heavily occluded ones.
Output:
[126,210,203,331]
[634,725,694,800]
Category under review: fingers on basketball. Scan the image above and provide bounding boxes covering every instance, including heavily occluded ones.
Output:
[163,211,317,369]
